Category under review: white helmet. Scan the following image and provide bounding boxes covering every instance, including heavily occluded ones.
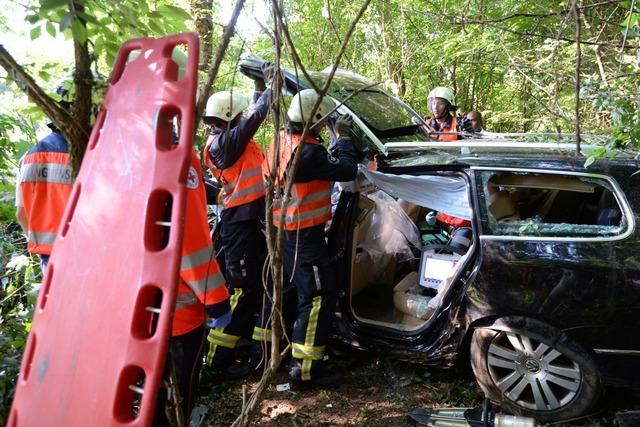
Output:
[204,91,249,121]
[287,89,335,125]
[427,86,456,106]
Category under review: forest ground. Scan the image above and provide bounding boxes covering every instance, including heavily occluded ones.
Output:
[197,349,635,427]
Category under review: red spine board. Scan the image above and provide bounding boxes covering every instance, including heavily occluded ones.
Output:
[8,33,200,427]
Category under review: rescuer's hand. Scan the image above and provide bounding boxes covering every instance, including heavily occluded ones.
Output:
[458,115,474,134]
[261,62,278,84]
[206,309,232,329]
[332,115,353,139]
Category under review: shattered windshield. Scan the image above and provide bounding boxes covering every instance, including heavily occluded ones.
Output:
[300,72,421,132]
[337,90,416,131]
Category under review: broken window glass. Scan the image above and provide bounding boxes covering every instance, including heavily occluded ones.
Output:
[479,171,627,238]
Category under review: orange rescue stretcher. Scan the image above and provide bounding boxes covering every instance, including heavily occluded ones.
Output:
[8,33,200,426]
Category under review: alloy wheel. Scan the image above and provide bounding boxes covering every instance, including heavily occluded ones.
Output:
[486,330,582,411]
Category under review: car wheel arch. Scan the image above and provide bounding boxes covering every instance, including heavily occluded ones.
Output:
[467,315,603,422]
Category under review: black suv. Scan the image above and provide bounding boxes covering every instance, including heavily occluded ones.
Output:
[241,58,640,422]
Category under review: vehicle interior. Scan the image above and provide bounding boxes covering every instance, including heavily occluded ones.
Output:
[483,172,624,236]
[344,171,474,331]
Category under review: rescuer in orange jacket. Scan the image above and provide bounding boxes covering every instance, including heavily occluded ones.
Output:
[152,148,231,426]
[154,148,232,426]
[262,89,358,390]
[422,87,473,228]
[15,76,106,272]
[201,69,272,378]
[423,86,473,141]
[15,124,72,272]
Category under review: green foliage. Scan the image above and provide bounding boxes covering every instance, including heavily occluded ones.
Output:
[0,113,36,173]
[0,223,40,425]
[24,0,191,67]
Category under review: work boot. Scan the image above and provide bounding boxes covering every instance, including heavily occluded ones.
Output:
[288,359,342,391]
[221,360,252,379]
[208,347,250,379]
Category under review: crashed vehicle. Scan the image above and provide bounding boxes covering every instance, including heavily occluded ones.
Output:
[240,57,640,422]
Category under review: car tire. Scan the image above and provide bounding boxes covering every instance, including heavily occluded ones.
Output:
[470,317,601,423]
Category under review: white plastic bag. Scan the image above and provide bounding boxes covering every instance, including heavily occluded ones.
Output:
[355,191,421,282]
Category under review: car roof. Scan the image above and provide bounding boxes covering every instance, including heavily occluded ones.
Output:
[382,140,640,171]
[239,57,638,170]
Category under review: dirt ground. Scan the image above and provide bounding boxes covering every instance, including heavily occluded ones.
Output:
[195,350,633,427]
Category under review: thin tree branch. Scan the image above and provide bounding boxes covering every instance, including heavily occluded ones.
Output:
[195,0,245,123]
[497,41,572,125]
[405,1,617,25]
[270,0,322,94]
[231,1,372,425]
[573,0,582,153]
[619,0,637,66]
[0,45,89,169]
[68,0,93,174]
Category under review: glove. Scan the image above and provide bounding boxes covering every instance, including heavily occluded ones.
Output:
[206,308,232,329]
[458,116,474,133]
[261,62,278,84]
[332,115,353,139]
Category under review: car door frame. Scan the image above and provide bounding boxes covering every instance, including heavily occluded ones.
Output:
[328,165,483,365]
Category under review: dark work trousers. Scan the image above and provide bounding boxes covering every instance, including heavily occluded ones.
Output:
[282,223,338,381]
[207,218,266,367]
[154,324,205,426]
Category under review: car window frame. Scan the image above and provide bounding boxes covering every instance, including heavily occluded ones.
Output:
[471,166,635,242]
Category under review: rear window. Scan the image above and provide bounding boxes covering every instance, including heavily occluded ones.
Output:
[477,170,629,239]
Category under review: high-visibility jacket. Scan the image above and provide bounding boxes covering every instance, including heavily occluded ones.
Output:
[426,115,459,141]
[174,151,229,336]
[264,132,332,231]
[19,131,73,255]
[203,134,265,209]
[436,211,472,229]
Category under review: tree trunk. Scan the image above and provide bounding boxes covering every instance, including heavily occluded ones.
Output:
[0,45,88,174]
[69,0,93,174]
[189,0,214,70]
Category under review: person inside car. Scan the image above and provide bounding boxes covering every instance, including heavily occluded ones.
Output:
[466,111,484,133]
[423,86,473,141]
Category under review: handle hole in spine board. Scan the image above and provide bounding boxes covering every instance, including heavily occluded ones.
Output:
[39,263,54,311]
[60,183,81,238]
[131,285,163,340]
[87,109,106,151]
[167,43,188,82]
[113,365,146,423]
[21,333,37,383]
[110,47,142,86]
[144,190,173,252]
[155,105,182,151]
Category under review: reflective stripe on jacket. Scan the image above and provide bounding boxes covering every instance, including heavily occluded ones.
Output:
[173,151,229,336]
[264,132,332,231]
[19,131,73,255]
[426,115,459,141]
[203,135,265,208]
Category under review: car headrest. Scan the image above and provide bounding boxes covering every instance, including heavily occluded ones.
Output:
[488,190,519,221]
